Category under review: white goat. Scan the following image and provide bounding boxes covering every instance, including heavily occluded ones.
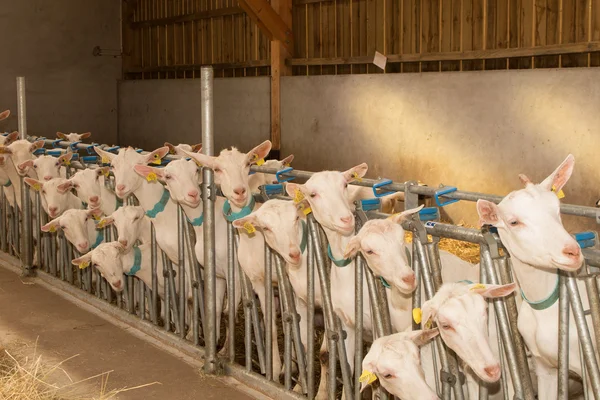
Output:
[0,139,45,210]
[24,177,83,219]
[181,141,285,377]
[360,328,441,400]
[63,167,122,215]
[164,141,202,157]
[56,132,91,142]
[41,208,104,254]
[18,153,71,181]
[97,206,152,251]
[476,154,593,399]
[0,132,20,207]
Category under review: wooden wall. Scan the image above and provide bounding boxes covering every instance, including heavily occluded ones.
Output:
[122,0,600,79]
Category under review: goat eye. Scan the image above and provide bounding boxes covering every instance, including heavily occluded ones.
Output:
[42,190,46,194]
[263,227,270,232]
[74,184,79,188]
[384,373,393,379]
[365,250,375,255]
[61,226,66,230]
[296,216,300,221]
[165,175,171,180]
[344,183,348,188]
[214,168,221,173]
[33,165,37,169]
[509,220,519,226]
[441,323,453,330]
[55,162,59,167]
[310,192,317,198]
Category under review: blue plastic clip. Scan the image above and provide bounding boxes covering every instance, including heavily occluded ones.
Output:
[33,148,46,156]
[419,207,439,221]
[135,148,143,153]
[47,149,63,157]
[86,144,99,155]
[360,198,381,211]
[105,146,120,154]
[264,184,285,196]
[82,156,98,164]
[1,132,7,137]
[69,141,81,151]
[434,186,459,207]
[51,139,63,148]
[575,231,596,249]
[489,226,498,234]
[373,179,396,198]
[160,158,171,165]
[276,167,294,183]
[248,170,257,176]
[70,153,80,161]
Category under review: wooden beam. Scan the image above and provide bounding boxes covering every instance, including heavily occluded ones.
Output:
[238,0,294,55]
[124,60,270,74]
[288,41,600,66]
[130,7,244,29]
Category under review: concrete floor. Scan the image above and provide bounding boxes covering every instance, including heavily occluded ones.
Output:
[0,265,255,400]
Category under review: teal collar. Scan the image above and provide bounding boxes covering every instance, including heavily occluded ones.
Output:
[91,229,104,249]
[223,196,256,222]
[3,180,11,187]
[145,188,170,218]
[125,247,142,276]
[380,277,391,288]
[458,280,473,284]
[327,245,352,267]
[521,273,559,311]
[187,213,204,227]
[299,220,308,254]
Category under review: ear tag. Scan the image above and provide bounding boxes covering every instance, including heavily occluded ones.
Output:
[97,219,106,229]
[552,185,565,199]
[152,153,162,165]
[284,163,291,167]
[32,182,42,192]
[243,222,256,234]
[194,160,203,167]
[101,169,110,177]
[78,260,90,270]
[48,225,57,233]
[253,153,265,166]
[352,172,363,182]
[101,156,110,164]
[470,283,487,291]
[146,172,158,182]
[300,204,312,215]
[63,159,71,166]
[294,189,305,204]
[92,213,101,221]
[413,308,422,324]
[387,212,401,221]
[359,370,378,385]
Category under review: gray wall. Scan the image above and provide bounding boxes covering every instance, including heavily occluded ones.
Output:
[281,69,600,231]
[118,78,271,152]
[0,1,121,144]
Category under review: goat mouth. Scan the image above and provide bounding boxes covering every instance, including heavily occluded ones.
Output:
[185,198,201,208]
[334,224,355,235]
[551,259,583,271]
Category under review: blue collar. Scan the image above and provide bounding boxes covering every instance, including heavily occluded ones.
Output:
[125,246,142,276]
[92,229,104,249]
[3,180,11,187]
[145,188,171,218]
[187,213,204,227]
[327,245,352,267]
[223,196,256,222]
[521,273,559,310]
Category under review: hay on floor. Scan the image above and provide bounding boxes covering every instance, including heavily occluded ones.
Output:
[404,221,481,264]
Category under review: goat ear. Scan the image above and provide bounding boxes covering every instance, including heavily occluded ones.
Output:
[134,164,164,182]
[30,140,45,152]
[468,282,518,299]
[0,110,9,121]
[72,253,93,269]
[247,140,272,163]
[24,178,43,192]
[96,167,110,178]
[280,154,294,166]
[540,154,575,193]
[343,235,362,259]
[58,152,73,166]
[96,216,114,229]
[94,146,116,164]
[420,299,437,331]
[56,132,67,140]
[145,146,169,165]
[164,142,176,154]
[343,163,368,183]
[4,131,19,145]
[41,218,61,233]
[409,328,440,347]
[180,148,217,169]
[518,174,533,187]
[286,182,307,200]
[232,214,258,230]
[17,160,34,172]
[191,143,203,153]
[0,146,11,155]
[389,205,424,224]
[57,180,74,194]
[476,200,502,227]
[80,132,91,139]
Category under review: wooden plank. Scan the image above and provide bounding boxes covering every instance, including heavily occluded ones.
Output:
[441,0,452,52]
[473,0,483,51]
[451,0,461,51]
[126,59,270,73]
[463,0,473,51]
[238,0,294,53]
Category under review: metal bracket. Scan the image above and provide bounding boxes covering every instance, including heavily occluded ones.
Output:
[354,200,369,229]
[275,167,294,183]
[440,370,465,386]
[408,218,429,245]
[434,185,459,207]
[481,227,501,259]
[373,178,395,198]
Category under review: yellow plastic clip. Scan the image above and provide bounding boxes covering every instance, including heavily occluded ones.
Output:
[152,153,162,165]
[146,172,158,182]
[243,221,256,234]
[412,308,422,324]
[552,185,565,199]
[62,159,71,166]
[294,189,305,204]
[359,370,378,385]
[78,260,90,270]
[352,172,363,182]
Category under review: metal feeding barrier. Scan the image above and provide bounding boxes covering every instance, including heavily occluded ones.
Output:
[2,71,600,400]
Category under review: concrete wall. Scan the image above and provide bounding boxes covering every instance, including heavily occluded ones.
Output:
[281,69,600,231]
[118,78,271,152]
[0,1,121,144]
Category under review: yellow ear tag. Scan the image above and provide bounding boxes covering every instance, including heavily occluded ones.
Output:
[413,308,422,324]
[194,160,203,168]
[359,370,378,385]
[63,159,71,166]
[32,183,42,192]
[152,154,162,165]
[253,154,265,166]
[300,204,312,215]
[48,225,57,233]
[294,189,305,204]
[352,172,363,182]
[552,185,565,199]
[92,214,101,221]
[97,220,106,229]
[470,283,487,291]
[243,221,256,234]
[102,169,109,177]
[78,260,90,270]
[146,172,158,182]
[284,163,291,167]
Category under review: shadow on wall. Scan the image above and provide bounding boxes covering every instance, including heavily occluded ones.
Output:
[281,69,600,231]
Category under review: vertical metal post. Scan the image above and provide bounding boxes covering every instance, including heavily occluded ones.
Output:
[178,205,187,338]
[354,254,364,400]
[264,245,274,380]
[151,225,159,325]
[306,229,316,399]
[20,178,34,276]
[582,274,600,349]
[1,189,7,253]
[17,77,27,138]
[558,272,570,400]
[201,66,217,374]
[479,249,489,400]
[227,222,236,361]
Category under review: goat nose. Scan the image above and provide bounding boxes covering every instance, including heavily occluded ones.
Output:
[78,241,89,250]
[340,215,353,224]
[113,281,122,289]
[563,244,581,259]
[402,274,416,286]
[90,196,99,203]
[289,250,301,260]
[233,187,246,196]
[49,206,58,213]
[188,190,199,198]
[119,239,128,247]
[43,176,52,181]
[484,364,501,379]
[116,184,126,191]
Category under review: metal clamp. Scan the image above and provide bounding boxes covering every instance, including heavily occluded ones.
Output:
[263,184,285,197]
[47,149,63,157]
[276,167,294,183]
[408,218,429,245]
[434,186,459,207]
[575,231,597,249]
[481,227,501,259]
[419,207,439,221]
[373,178,395,198]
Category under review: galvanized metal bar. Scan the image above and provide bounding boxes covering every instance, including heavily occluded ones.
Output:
[185,220,203,343]
[34,191,42,271]
[20,178,34,276]
[177,205,187,338]
[354,252,364,400]
[364,262,386,338]
[227,221,237,361]
[162,251,171,331]
[565,273,600,396]
[165,258,180,332]
[558,272,570,400]
[0,189,7,253]
[479,248,489,400]
[264,245,274,380]
[582,273,600,349]
[16,77,27,137]
[580,342,590,400]
[306,227,316,400]
[151,225,159,325]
